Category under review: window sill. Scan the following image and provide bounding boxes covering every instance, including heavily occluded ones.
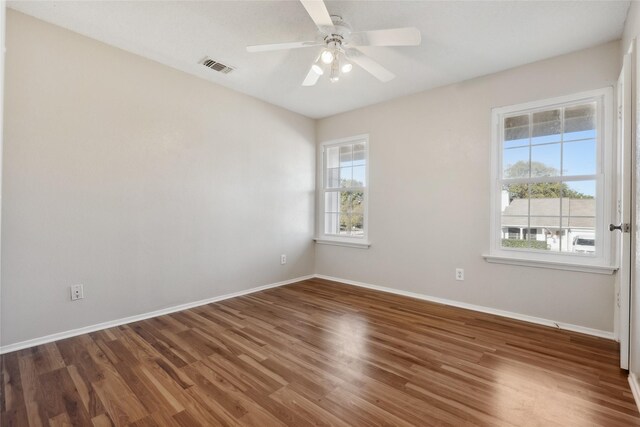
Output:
[482,254,617,275]
[314,238,371,249]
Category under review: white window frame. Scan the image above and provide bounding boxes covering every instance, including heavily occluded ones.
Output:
[315,134,370,249]
[485,88,616,274]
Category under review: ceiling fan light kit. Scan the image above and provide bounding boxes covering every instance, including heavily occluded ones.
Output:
[329,57,340,82]
[246,0,421,86]
[321,48,335,64]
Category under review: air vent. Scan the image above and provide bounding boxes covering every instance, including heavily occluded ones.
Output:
[199,57,234,74]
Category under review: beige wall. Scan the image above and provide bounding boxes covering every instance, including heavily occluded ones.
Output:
[316,41,621,333]
[623,1,639,56]
[1,9,625,348]
[1,10,316,347]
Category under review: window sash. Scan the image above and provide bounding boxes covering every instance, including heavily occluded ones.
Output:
[320,136,369,240]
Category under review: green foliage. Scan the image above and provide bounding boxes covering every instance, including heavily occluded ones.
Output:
[502,239,549,250]
[506,160,557,179]
[340,179,364,233]
[504,161,593,200]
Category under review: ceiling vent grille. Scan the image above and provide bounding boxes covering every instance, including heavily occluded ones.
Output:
[200,57,234,74]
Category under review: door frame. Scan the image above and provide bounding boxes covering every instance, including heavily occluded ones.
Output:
[616,42,634,369]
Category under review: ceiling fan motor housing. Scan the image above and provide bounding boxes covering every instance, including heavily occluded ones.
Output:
[325,15,351,47]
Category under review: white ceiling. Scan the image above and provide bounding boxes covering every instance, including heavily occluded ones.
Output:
[8,1,630,119]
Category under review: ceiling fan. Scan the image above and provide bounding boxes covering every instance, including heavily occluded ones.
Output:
[246,0,421,86]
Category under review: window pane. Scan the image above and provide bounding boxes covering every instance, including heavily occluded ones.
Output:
[339,145,352,166]
[352,166,366,186]
[339,191,361,213]
[528,220,560,252]
[561,181,596,255]
[501,183,563,251]
[339,212,350,235]
[563,139,596,176]
[340,167,352,186]
[529,181,563,199]
[532,109,561,145]
[351,213,364,236]
[501,184,528,248]
[325,191,339,213]
[530,196,560,217]
[350,191,364,216]
[531,143,560,177]
[562,179,596,199]
[503,146,529,178]
[353,143,366,166]
[564,103,596,141]
[530,183,561,252]
[339,191,352,217]
[326,146,339,169]
[331,190,365,237]
[326,167,339,188]
[324,213,339,235]
[529,217,558,252]
[504,114,529,149]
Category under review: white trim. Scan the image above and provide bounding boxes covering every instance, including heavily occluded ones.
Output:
[1,272,615,354]
[317,134,369,242]
[314,238,371,248]
[0,275,315,354]
[482,254,617,274]
[629,373,640,414]
[313,274,615,339]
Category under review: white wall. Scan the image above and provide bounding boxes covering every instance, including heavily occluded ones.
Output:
[1,10,316,347]
[316,41,621,333]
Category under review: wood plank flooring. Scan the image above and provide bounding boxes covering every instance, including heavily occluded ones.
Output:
[2,278,639,426]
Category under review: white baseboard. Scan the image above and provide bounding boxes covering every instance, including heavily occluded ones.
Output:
[313,274,615,340]
[1,272,615,354]
[629,373,640,413]
[0,274,315,354]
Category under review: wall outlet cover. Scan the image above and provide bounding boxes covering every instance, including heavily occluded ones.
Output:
[71,284,84,301]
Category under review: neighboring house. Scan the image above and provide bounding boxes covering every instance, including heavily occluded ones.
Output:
[501,195,596,252]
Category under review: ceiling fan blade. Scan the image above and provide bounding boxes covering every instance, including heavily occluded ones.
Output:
[348,49,395,82]
[246,41,322,52]
[350,27,421,47]
[302,65,321,86]
[300,0,335,31]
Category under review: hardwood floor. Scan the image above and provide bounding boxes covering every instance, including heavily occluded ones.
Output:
[1,278,638,426]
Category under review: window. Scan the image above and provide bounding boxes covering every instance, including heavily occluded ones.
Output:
[316,135,369,247]
[487,89,613,272]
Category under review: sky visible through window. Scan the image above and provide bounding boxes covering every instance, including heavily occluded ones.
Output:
[502,104,597,197]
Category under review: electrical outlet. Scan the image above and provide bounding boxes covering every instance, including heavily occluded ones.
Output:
[281,254,287,265]
[455,268,464,281]
[71,284,84,301]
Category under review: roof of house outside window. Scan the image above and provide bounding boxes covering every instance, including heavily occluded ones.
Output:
[501,198,595,228]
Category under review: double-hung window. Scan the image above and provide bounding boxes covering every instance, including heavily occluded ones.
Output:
[316,135,369,248]
[487,88,613,272]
